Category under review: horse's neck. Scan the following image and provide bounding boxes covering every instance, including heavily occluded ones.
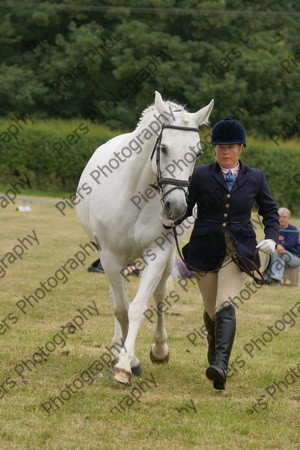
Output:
[125,113,161,191]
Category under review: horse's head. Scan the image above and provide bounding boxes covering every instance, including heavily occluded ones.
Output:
[151,91,214,221]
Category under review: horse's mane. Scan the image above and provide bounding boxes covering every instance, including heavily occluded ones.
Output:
[137,100,190,127]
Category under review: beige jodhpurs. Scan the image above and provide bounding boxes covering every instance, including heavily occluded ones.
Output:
[195,233,247,320]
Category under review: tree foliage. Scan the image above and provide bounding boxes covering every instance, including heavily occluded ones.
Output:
[0,0,299,138]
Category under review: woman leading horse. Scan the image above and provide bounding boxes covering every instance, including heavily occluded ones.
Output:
[176,117,280,390]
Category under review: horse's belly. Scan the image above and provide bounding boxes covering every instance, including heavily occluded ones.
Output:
[94,223,160,260]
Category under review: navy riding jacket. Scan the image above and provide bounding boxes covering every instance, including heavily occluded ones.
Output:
[180,161,280,271]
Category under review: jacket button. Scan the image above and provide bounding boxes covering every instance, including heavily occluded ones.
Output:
[227,194,231,198]
[225,203,230,208]
[224,213,228,217]
[222,223,227,226]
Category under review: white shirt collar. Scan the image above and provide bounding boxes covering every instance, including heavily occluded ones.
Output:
[220,163,239,178]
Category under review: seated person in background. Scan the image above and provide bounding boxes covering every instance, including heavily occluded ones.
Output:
[88,259,140,276]
[88,258,105,273]
[264,207,300,286]
[122,262,140,277]
[171,258,195,279]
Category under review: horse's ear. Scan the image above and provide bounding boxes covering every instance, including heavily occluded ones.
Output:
[154,91,166,115]
[193,99,214,126]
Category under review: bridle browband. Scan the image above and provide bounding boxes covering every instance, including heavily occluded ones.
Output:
[150,124,199,200]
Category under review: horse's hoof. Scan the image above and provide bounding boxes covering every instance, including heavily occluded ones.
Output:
[150,348,170,364]
[131,364,143,377]
[111,359,118,368]
[108,367,131,386]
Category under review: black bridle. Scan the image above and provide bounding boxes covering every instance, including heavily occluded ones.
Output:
[150,124,199,200]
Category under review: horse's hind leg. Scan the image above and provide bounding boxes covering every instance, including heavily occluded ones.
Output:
[150,252,174,364]
[111,318,126,366]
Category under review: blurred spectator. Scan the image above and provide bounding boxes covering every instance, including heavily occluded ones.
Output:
[264,207,300,286]
[171,258,195,279]
[88,258,105,273]
[88,259,140,277]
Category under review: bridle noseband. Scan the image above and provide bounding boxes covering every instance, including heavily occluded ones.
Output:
[150,124,199,200]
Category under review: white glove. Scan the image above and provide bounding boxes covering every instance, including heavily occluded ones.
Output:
[256,239,277,254]
[159,213,174,228]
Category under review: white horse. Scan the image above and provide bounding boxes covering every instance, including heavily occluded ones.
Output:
[76,91,214,386]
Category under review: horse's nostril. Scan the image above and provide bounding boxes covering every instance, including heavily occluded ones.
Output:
[165,201,171,210]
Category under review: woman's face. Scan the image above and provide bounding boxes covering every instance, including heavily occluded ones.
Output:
[279,213,289,229]
[213,144,243,168]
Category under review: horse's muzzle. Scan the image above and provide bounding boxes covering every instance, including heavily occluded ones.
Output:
[163,200,187,221]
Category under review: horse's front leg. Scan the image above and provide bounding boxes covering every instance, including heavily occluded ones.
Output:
[150,249,175,364]
[109,244,172,386]
[100,250,140,371]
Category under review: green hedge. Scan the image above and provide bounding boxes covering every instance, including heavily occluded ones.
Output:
[0,119,118,192]
[0,120,299,213]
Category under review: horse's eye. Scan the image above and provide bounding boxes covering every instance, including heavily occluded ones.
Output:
[160,145,167,155]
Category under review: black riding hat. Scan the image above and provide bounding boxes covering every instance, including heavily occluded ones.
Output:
[211,117,246,147]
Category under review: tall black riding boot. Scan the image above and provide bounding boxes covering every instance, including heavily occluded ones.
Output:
[203,311,215,365]
[206,304,236,390]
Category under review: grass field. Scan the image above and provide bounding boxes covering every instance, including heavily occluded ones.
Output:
[0,195,299,449]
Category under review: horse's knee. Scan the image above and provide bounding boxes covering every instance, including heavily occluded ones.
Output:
[128,302,147,323]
